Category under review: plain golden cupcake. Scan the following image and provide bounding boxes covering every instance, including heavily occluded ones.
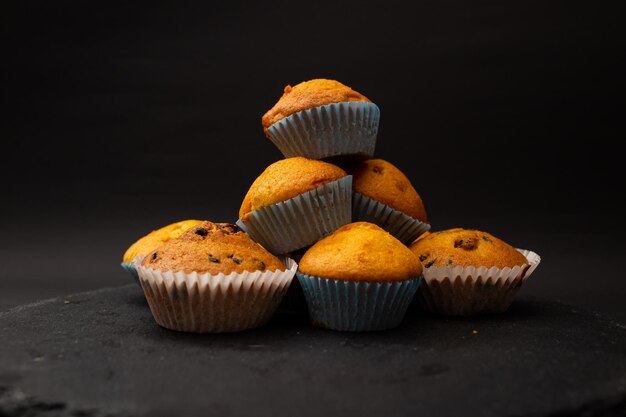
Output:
[237,157,352,254]
[349,158,430,244]
[297,222,423,331]
[136,221,297,333]
[409,228,541,316]
[262,79,380,160]
[121,219,203,282]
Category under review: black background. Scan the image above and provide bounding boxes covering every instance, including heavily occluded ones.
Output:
[3,1,625,319]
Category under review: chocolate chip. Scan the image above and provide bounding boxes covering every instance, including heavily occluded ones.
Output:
[253,258,266,271]
[228,255,242,265]
[219,223,239,235]
[454,237,478,250]
[424,259,436,268]
[150,252,158,262]
[447,259,455,265]
[372,166,384,174]
[194,227,209,237]
[419,254,428,262]
[208,255,220,263]
[482,236,492,242]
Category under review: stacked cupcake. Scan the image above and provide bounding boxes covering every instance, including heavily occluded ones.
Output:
[121,78,540,333]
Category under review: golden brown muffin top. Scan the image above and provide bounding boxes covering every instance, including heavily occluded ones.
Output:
[239,157,347,220]
[261,79,371,137]
[299,222,422,281]
[351,159,427,222]
[141,221,286,274]
[409,228,528,269]
[123,219,203,262]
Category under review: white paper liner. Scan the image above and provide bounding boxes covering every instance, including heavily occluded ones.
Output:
[266,102,380,159]
[352,192,431,244]
[135,257,297,333]
[236,176,352,254]
[414,249,541,316]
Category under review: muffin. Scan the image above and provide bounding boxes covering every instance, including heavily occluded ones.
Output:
[236,157,352,254]
[297,222,423,331]
[409,228,541,315]
[350,159,430,244]
[121,219,203,283]
[136,221,297,333]
[262,79,380,159]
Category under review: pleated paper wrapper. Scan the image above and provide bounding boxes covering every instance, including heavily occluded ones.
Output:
[266,102,380,160]
[237,176,352,254]
[297,273,422,332]
[120,261,140,285]
[414,249,541,316]
[135,257,297,333]
[352,192,431,244]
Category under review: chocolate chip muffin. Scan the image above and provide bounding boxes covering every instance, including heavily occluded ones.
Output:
[262,79,371,137]
[409,228,528,269]
[409,228,540,316]
[142,221,285,274]
[123,219,203,263]
[351,159,427,222]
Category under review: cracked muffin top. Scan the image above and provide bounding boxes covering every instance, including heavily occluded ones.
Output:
[123,219,203,263]
[239,157,347,221]
[140,221,286,274]
[261,79,371,137]
[350,159,427,222]
[409,228,528,269]
[298,222,422,281]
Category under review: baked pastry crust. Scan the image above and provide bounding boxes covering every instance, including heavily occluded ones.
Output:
[239,157,347,220]
[298,222,422,281]
[123,219,203,262]
[141,221,285,274]
[261,79,371,137]
[409,228,528,268]
[351,159,427,222]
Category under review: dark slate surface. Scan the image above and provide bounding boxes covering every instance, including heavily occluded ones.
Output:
[1,285,625,417]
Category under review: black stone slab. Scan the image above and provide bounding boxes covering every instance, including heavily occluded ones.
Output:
[1,285,625,417]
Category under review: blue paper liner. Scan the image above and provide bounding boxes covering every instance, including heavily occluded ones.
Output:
[297,273,422,331]
[352,192,431,245]
[120,261,140,285]
[237,176,352,254]
[267,102,380,160]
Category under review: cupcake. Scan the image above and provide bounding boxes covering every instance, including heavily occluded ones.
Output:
[236,157,352,254]
[136,221,297,333]
[350,159,430,244]
[262,79,380,160]
[297,222,423,331]
[409,228,541,316]
[122,219,203,283]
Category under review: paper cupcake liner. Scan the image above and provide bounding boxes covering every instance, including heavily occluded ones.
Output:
[237,176,352,254]
[352,192,431,244]
[135,257,297,333]
[120,261,140,285]
[414,249,541,316]
[267,102,380,160]
[297,273,422,332]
